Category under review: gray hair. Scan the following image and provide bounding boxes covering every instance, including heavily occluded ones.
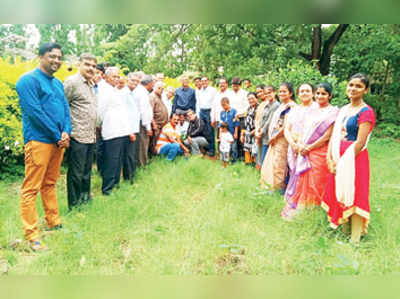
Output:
[127,72,140,80]
[105,66,119,76]
[79,52,97,63]
[154,81,165,90]
[141,75,153,86]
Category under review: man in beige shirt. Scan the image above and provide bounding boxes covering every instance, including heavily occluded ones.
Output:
[64,53,97,209]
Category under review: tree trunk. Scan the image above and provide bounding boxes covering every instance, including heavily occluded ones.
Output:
[319,24,349,75]
[311,25,322,61]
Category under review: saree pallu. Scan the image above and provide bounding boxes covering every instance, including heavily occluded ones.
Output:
[321,140,371,235]
[260,135,289,190]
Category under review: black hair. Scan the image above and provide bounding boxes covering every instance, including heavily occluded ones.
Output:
[231,76,242,85]
[317,82,333,96]
[280,82,295,100]
[256,84,266,90]
[296,83,316,95]
[96,63,106,74]
[247,92,257,98]
[193,77,201,81]
[220,122,229,129]
[349,73,370,89]
[38,42,62,56]
[221,97,230,104]
[243,78,251,83]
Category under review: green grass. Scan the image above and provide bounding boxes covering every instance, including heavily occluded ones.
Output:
[0,138,399,275]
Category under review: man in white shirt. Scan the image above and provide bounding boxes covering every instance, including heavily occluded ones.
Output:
[97,67,138,195]
[162,86,175,118]
[230,77,249,159]
[211,77,234,127]
[133,75,154,167]
[120,72,141,184]
[197,76,217,156]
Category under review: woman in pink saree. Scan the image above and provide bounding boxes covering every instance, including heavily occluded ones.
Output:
[281,83,338,220]
[260,83,296,191]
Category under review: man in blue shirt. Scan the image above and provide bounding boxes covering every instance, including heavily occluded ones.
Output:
[16,42,71,251]
[172,75,196,114]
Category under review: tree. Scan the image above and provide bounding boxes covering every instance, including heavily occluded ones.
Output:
[299,24,349,75]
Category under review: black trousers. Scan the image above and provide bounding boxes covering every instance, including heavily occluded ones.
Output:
[67,138,95,209]
[122,133,139,184]
[96,135,104,176]
[102,136,129,195]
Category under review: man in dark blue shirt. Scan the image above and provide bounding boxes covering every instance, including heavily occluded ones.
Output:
[172,75,196,114]
[16,42,71,251]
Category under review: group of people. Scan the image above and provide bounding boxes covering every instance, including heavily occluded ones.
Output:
[16,42,375,251]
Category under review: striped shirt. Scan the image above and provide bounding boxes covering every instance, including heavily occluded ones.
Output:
[155,122,180,153]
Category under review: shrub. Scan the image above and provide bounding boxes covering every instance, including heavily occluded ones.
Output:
[0,57,77,179]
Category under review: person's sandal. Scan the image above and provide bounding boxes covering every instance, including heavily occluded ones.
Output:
[30,239,48,252]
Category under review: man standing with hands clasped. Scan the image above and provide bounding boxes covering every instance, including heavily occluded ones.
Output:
[64,53,98,210]
[16,42,71,251]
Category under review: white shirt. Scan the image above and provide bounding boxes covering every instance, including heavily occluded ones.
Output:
[197,86,217,113]
[132,84,153,130]
[161,92,173,118]
[220,131,234,153]
[230,88,249,116]
[97,82,134,141]
[120,87,140,134]
[211,88,234,123]
[176,121,189,137]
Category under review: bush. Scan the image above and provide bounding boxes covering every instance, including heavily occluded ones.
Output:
[252,60,349,107]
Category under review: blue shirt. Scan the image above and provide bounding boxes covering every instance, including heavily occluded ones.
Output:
[220,108,239,135]
[16,68,72,144]
[172,86,196,112]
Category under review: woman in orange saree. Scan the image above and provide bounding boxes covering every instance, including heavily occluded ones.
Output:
[281,83,338,220]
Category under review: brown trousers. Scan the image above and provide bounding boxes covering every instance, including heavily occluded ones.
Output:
[21,141,64,240]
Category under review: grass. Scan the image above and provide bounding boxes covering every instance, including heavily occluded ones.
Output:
[0,138,399,275]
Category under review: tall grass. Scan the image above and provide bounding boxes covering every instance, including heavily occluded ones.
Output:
[0,138,399,274]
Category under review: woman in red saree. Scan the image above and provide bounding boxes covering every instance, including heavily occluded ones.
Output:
[281,83,338,220]
[322,74,376,244]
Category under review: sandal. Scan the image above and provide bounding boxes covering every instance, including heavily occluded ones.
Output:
[30,239,48,252]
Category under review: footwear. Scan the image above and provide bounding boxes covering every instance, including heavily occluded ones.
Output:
[45,224,63,232]
[30,239,48,252]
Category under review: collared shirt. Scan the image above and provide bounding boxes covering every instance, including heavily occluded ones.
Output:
[133,84,153,130]
[121,87,140,134]
[230,88,249,116]
[211,88,234,123]
[150,92,169,130]
[64,72,97,144]
[161,92,173,118]
[220,108,239,135]
[97,82,134,140]
[197,86,217,113]
[172,86,196,113]
[16,68,71,144]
